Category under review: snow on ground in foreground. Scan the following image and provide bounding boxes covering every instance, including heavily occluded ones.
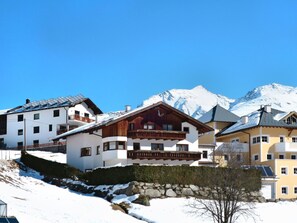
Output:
[1,151,297,223]
[0,160,143,223]
[130,197,297,223]
[0,150,66,163]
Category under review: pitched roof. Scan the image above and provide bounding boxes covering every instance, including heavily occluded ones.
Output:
[53,101,213,141]
[6,95,102,115]
[217,106,297,136]
[199,104,239,123]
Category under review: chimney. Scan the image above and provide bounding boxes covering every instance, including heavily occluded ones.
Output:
[264,105,271,113]
[241,116,248,124]
[26,99,30,104]
[125,105,131,112]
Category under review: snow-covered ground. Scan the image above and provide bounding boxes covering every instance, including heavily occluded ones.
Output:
[1,150,297,223]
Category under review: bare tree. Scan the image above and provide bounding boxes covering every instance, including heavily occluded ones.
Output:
[189,167,260,223]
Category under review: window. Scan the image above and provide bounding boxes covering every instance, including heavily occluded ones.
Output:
[281,187,288,194]
[252,136,269,144]
[96,146,100,155]
[280,136,284,142]
[281,167,287,175]
[224,154,229,161]
[84,113,89,118]
[49,124,53,132]
[129,123,135,130]
[34,113,40,120]
[279,154,285,159]
[262,136,268,143]
[18,114,24,122]
[53,109,60,117]
[294,168,297,175]
[103,141,126,151]
[202,150,208,159]
[236,154,242,162]
[151,143,164,151]
[231,138,239,143]
[81,147,91,157]
[75,110,80,116]
[183,127,189,133]
[254,154,259,161]
[18,129,23,136]
[176,144,189,151]
[267,154,273,160]
[144,124,154,130]
[133,143,140,151]
[163,124,173,131]
[291,155,296,160]
[33,126,40,134]
[17,142,23,148]
[294,187,297,194]
[292,137,297,143]
[33,140,39,146]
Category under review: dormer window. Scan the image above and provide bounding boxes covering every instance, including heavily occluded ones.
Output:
[286,116,297,124]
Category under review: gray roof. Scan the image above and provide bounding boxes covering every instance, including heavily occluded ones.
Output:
[6,95,102,115]
[199,104,239,123]
[217,107,297,136]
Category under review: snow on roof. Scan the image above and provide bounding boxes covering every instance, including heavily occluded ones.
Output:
[0,109,9,115]
[7,95,87,114]
[220,111,261,135]
[273,112,290,121]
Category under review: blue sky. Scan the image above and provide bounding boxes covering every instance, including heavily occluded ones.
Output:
[1,0,297,112]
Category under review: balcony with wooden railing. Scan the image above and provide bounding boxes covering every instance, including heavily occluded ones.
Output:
[127,150,201,161]
[68,115,94,123]
[128,130,186,141]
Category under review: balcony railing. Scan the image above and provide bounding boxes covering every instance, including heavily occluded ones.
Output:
[216,142,249,152]
[128,130,186,140]
[69,115,94,123]
[7,142,66,150]
[275,142,297,152]
[127,150,201,161]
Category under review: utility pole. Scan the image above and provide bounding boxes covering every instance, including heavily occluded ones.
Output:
[24,118,27,152]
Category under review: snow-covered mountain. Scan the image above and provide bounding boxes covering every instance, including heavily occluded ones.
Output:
[141,85,235,119]
[141,83,297,118]
[230,83,297,116]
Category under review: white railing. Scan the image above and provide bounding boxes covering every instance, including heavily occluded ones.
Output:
[275,142,297,152]
[216,142,249,152]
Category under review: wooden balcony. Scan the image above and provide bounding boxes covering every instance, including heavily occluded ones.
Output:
[128,130,186,140]
[69,115,94,123]
[127,150,201,161]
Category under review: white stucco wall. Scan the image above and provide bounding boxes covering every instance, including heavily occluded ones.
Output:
[68,102,95,118]
[67,130,102,171]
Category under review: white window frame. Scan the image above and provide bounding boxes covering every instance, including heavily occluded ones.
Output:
[279,135,285,143]
[291,154,297,160]
[267,153,273,160]
[279,153,285,159]
[281,186,288,195]
[292,136,297,143]
[253,154,259,161]
[281,167,288,175]
[231,138,240,143]
[252,135,269,144]
[293,167,297,175]
[294,186,297,194]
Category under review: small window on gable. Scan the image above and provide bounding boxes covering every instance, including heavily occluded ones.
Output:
[267,154,273,160]
[34,113,40,120]
[183,127,189,133]
[81,147,91,157]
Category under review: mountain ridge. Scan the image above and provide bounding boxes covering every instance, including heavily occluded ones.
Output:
[141,83,297,118]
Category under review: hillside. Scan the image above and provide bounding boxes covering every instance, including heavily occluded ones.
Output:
[0,151,297,223]
[141,83,297,117]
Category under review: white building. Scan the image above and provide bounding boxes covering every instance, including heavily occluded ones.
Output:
[53,102,213,172]
[0,95,102,149]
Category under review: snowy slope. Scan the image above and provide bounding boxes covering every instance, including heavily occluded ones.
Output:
[0,159,144,223]
[141,83,297,118]
[1,151,297,223]
[230,83,297,116]
[141,85,234,119]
